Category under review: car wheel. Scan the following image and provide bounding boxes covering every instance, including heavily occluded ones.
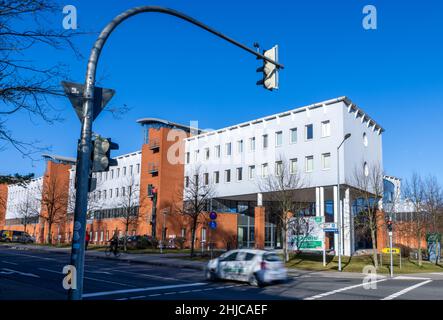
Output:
[205,269,217,281]
[249,273,265,287]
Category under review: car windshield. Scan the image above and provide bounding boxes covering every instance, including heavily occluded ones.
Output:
[263,253,282,262]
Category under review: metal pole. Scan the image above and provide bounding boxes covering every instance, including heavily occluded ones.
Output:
[390,232,393,277]
[67,6,284,299]
[337,145,342,271]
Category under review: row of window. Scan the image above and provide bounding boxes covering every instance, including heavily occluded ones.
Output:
[185,153,332,187]
[186,121,331,163]
[92,185,138,201]
[94,163,140,182]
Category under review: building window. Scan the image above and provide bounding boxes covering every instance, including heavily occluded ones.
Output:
[109,189,112,198]
[225,169,231,183]
[275,161,283,176]
[275,131,283,147]
[103,190,107,199]
[98,191,101,200]
[305,156,314,172]
[123,167,127,175]
[186,152,190,164]
[305,124,314,140]
[204,173,209,186]
[214,171,220,184]
[364,162,369,177]
[111,169,114,179]
[290,158,298,174]
[322,153,331,170]
[363,133,368,147]
[215,145,221,158]
[194,150,199,162]
[237,140,243,153]
[122,187,125,197]
[261,163,268,177]
[225,143,232,156]
[204,148,210,160]
[130,165,133,175]
[185,176,189,188]
[194,175,199,185]
[237,168,243,181]
[262,134,268,149]
[248,165,255,180]
[115,188,119,197]
[290,128,297,144]
[137,163,140,174]
[117,168,120,177]
[249,137,255,151]
[321,120,331,137]
[181,228,186,238]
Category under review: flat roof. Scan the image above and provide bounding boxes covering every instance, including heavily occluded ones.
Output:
[136,117,203,133]
[185,96,385,141]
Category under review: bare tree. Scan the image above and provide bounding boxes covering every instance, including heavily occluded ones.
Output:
[402,173,429,266]
[0,1,84,156]
[118,176,146,251]
[351,162,384,268]
[15,186,40,233]
[259,158,308,262]
[422,175,442,264]
[176,166,215,257]
[39,173,69,244]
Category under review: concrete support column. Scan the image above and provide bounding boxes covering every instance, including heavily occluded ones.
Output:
[333,185,338,253]
[343,188,353,256]
[319,187,325,217]
[254,206,265,249]
[315,187,320,217]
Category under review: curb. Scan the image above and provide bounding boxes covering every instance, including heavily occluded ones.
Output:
[1,244,205,271]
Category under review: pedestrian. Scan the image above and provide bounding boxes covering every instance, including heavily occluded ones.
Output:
[85,231,90,251]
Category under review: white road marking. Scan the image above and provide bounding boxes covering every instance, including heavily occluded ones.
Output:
[112,269,180,281]
[2,252,57,261]
[129,296,146,300]
[395,276,431,281]
[86,270,113,275]
[38,268,61,274]
[1,261,18,265]
[381,280,433,300]
[0,268,40,278]
[82,282,207,298]
[304,278,388,300]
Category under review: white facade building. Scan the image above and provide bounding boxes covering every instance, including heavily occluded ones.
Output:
[5,177,43,221]
[185,97,384,255]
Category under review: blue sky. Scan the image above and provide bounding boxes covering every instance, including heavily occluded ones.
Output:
[2,0,443,183]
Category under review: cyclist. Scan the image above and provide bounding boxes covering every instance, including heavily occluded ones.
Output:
[109,232,119,256]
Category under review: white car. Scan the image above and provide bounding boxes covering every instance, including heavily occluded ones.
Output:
[205,249,287,287]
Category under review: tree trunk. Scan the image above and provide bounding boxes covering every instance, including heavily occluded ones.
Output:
[370,227,378,268]
[190,219,197,258]
[282,223,288,262]
[417,231,422,267]
[124,226,128,252]
[47,223,52,245]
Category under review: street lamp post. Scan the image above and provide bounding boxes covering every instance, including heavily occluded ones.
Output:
[67,6,284,300]
[336,133,351,272]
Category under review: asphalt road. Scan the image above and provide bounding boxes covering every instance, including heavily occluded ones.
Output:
[1,247,442,300]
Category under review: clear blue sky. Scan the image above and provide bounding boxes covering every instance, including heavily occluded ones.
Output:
[2,0,443,183]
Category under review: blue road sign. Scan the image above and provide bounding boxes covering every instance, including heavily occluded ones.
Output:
[209,211,217,220]
[209,221,217,230]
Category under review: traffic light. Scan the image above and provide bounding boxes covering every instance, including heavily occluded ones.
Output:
[387,219,393,232]
[91,135,119,172]
[256,45,279,90]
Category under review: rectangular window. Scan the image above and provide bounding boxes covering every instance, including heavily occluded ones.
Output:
[204,173,209,185]
[185,176,189,188]
[322,153,331,170]
[103,190,107,199]
[275,131,283,147]
[321,120,331,137]
[115,188,119,197]
[214,171,220,184]
[262,163,268,177]
[263,134,268,149]
[290,158,298,174]
[225,169,231,182]
[109,189,112,198]
[249,137,255,151]
[225,143,232,156]
[305,124,314,140]
[237,167,243,181]
[122,187,125,196]
[137,163,140,174]
[237,140,243,153]
[305,156,314,172]
[194,150,199,162]
[117,168,120,177]
[123,167,127,175]
[215,145,221,158]
[186,152,190,164]
[205,148,210,160]
[130,165,133,175]
[111,169,114,179]
[181,228,186,238]
[248,165,255,180]
[275,161,283,176]
[290,128,297,144]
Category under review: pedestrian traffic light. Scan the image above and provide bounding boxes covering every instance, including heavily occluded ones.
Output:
[387,219,393,232]
[91,135,119,172]
[256,45,279,90]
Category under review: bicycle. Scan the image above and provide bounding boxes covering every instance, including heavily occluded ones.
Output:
[105,243,121,257]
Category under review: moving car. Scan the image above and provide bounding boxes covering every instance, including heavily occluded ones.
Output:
[0,230,35,243]
[205,249,287,287]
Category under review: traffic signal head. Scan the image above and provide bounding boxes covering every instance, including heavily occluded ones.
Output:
[387,219,393,232]
[256,45,279,90]
[92,136,119,172]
